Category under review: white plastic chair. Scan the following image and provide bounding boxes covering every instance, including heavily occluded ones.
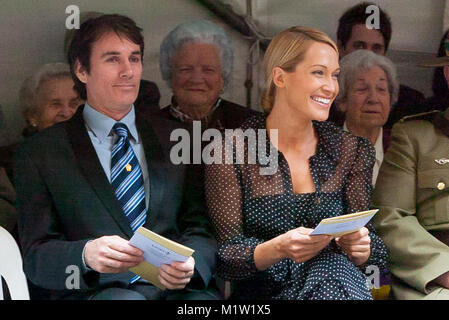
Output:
[0,226,29,300]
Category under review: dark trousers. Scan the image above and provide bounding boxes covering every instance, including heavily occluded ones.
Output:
[86,282,221,300]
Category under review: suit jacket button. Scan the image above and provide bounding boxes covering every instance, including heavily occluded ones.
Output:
[437,182,446,190]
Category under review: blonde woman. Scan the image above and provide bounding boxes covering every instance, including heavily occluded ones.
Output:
[205,26,387,300]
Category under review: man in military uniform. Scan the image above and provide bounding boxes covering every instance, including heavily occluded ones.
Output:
[373,53,449,298]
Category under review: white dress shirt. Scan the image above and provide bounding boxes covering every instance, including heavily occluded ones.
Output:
[83,103,150,208]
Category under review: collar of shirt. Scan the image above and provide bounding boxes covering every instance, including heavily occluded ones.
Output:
[83,102,139,144]
[168,96,222,124]
[342,121,383,164]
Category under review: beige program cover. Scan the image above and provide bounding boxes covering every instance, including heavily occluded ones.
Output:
[129,227,194,290]
[310,209,379,237]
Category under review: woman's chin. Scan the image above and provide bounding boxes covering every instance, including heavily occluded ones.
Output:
[313,110,330,122]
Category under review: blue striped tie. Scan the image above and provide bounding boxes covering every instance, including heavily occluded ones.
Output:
[111,123,146,284]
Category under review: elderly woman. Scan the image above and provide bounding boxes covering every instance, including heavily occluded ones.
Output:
[158,20,258,130]
[0,63,82,236]
[19,62,82,136]
[205,26,387,300]
[336,50,399,185]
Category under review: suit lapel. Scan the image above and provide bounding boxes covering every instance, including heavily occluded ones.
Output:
[135,110,167,228]
[66,108,134,238]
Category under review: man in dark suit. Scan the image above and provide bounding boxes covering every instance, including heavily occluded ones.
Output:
[14,14,218,300]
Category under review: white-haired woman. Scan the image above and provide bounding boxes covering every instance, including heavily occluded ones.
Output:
[2,63,82,176]
[158,20,258,130]
[336,50,399,185]
[0,63,82,242]
[19,62,82,136]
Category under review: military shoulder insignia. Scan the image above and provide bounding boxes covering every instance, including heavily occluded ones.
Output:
[435,158,449,165]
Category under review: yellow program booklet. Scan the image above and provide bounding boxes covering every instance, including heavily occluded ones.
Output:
[128,226,194,290]
[309,209,378,237]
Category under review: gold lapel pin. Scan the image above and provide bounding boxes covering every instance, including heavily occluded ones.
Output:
[126,164,132,172]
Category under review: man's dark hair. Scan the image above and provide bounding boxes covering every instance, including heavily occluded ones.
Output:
[337,2,392,52]
[67,14,144,100]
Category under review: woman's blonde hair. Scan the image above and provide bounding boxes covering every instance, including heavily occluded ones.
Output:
[262,26,338,113]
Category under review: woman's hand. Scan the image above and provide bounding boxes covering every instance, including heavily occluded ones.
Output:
[276,227,332,263]
[335,227,371,266]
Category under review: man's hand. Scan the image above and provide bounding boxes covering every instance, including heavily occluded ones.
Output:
[335,227,371,266]
[84,235,144,273]
[158,256,195,290]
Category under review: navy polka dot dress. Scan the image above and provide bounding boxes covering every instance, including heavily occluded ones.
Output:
[205,114,388,300]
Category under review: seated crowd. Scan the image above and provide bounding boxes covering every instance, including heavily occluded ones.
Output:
[2,2,449,300]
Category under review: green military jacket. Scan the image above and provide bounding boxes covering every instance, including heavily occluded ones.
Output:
[373,108,449,299]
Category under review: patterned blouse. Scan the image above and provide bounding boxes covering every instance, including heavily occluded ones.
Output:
[205,113,388,300]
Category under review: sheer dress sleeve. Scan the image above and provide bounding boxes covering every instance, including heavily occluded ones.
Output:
[344,136,388,270]
[204,145,263,281]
